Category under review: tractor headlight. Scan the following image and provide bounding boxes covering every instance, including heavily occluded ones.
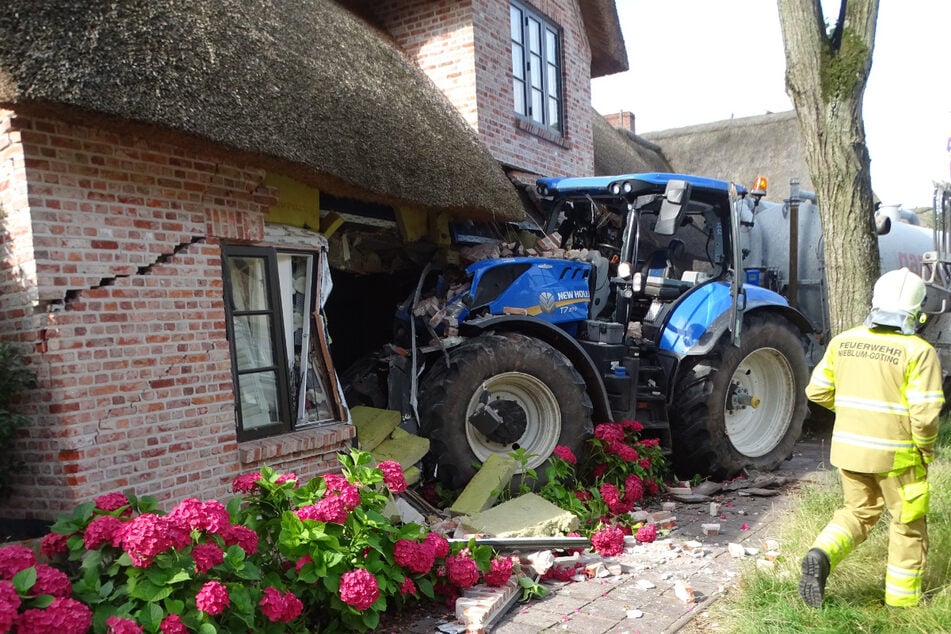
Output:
[622,181,633,193]
[609,182,621,195]
[632,272,644,292]
[617,261,632,279]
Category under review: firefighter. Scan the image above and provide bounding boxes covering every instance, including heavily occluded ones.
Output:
[799,267,945,608]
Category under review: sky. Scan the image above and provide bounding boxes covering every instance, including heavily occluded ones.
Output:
[590,1,951,209]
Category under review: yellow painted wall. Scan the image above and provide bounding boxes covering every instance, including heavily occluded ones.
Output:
[264,173,320,230]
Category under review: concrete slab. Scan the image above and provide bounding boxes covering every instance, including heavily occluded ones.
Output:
[460,493,579,537]
[449,454,517,516]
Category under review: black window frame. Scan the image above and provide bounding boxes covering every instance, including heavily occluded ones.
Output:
[510,0,564,133]
[221,244,338,442]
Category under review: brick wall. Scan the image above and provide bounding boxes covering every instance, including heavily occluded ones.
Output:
[372,0,594,178]
[0,111,353,521]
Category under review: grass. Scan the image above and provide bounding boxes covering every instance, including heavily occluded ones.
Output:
[703,416,951,634]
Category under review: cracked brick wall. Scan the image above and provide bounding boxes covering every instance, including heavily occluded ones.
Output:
[0,111,353,521]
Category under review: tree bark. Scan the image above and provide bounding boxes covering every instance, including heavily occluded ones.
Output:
[776,0,880,336]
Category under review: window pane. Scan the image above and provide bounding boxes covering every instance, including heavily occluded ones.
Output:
[237,371,280,429]
[233,314,274,370]
[531,88,544,123]
[547,63,559,98]
[229,256,269,311]
[548,96,559,128]
[510,5,522,42]
[545,27,557,61]
[529,53,542,88]
[511,44,524,80]
[528,18,541,54]
[513,78,526,115]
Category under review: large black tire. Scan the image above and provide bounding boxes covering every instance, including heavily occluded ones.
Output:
[418,332,593,490]
[670,314,808,479]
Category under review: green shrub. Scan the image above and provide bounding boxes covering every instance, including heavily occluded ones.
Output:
[0,342,36,499]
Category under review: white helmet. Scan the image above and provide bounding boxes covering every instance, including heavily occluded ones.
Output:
[865,267,926,334]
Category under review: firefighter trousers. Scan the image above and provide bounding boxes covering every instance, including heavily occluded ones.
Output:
[810,466,929,607]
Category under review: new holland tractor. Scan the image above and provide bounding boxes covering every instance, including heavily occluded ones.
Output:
[346,172,816,488]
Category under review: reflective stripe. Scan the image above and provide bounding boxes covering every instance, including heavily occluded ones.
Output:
[906,389,945,404]
[831,430,915,451]
[885,564,923,606]
[813,523,853,568]
[834,395,909,415]
[913,430,938,444]
[811,375,834,388]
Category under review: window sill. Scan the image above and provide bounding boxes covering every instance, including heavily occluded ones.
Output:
[515,117,571,149]
[238,422,355,465]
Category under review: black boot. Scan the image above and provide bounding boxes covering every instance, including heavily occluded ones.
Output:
[799,548,831,607]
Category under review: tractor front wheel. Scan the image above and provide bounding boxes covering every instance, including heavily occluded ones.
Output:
[418,332,593,490]
[670,314,808,479]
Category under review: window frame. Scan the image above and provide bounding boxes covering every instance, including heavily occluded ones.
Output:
[510,0,564,134]
[221,243,340,442]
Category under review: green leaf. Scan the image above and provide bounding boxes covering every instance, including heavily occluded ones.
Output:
[361,608,381,630]
[164,598,184,614]
[416,576,434,599]
[99,580,114,599]
[139,602,164,630]
[129,578,174,602]
[12,566,36,593]
[229,583,254,615]
[198,623,217,634]
[30,594,55,609]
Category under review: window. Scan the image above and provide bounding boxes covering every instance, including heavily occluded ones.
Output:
[222,245,339,441]
[510,1,563,132]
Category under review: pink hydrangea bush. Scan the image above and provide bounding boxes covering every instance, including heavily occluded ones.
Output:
[0,448,518,634]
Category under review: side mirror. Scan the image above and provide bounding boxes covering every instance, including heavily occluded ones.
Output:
[655,179,692,235]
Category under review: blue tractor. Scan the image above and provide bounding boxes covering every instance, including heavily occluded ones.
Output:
[346,173,814,488]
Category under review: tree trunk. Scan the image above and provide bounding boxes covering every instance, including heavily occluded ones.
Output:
[777,0,880,336]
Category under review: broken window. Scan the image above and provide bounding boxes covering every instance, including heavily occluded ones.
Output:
[222,244,338,441]
[510,1,563,133]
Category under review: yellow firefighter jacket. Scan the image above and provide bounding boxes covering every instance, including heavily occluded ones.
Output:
[806,325,945,474]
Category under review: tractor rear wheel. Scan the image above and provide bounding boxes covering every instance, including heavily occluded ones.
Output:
[670,314,808,479]
[418,332,593,490]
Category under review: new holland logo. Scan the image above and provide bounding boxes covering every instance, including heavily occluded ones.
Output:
[538,291,556,313]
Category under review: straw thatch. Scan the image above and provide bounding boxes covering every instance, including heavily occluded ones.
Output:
[578,0,628,78]
[592,109,671,176]
[640,111,813,196]
[0,0,525,222]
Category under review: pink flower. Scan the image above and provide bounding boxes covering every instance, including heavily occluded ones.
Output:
[167,498,204,532]
[394,539,436,575]
[199,500,231,533]
[191,543,224,574]
[621,420,644,433]
[591,464,608,479]
[294,554,313,575]
[33,564,72,597]
[112,513,173,567]
[646,480,660,496]
[591,525,625,557]
[446,551,480,588]
[220,524,258,555]
[159,614,187,634]
[322,475,360,511]
[0,580,20,632]
[0,544,36,579]
[484,557,514,587]
[84,515,124,550]
[399,576,417,595]
[259,586,303,623]
[553,445,577,464]
[635,523,657,544]
[338,569,380,611]
[275,472,299,487]
[638,458,652,471]
[378,461,408,494]
[424,531,450,559]
[107,615,144,633]
[296,495,348,524]
[605,440,639,462]
[95,492,130,512]
[741,523,749,531]
[638,437,661,448]
[14,597,92,634]
[231,472,261,493]
[574,489,592,502]
[195,580,230,615]
[594,423,625,443]
[623,474,644,504]
[40,532,70,559]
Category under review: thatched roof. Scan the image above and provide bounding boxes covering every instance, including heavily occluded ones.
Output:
[578,0,628,78]
[0,0,525,222]
[592,109,671,176]
[640,111,813,197]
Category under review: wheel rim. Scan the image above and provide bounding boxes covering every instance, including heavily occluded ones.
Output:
[723,347,796,457]
[464,371,561,470]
